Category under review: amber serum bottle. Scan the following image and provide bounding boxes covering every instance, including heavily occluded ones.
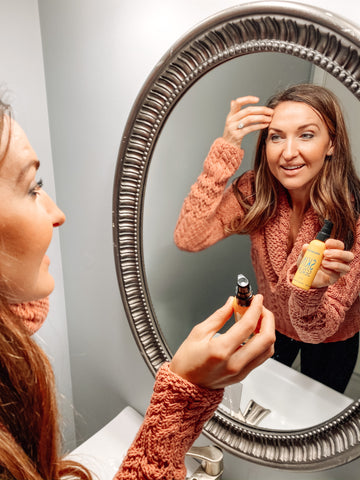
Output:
[292,219,334,290]
[233,274,253,322]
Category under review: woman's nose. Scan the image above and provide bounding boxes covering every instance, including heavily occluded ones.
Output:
[43,191,66,227]
[53,205,66,227]
[282,139,298,160]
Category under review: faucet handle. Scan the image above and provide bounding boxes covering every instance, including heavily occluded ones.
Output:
[186,445,224,479]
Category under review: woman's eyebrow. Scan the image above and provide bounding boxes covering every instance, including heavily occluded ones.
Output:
[16,159,40,183]
[268,123,320,132]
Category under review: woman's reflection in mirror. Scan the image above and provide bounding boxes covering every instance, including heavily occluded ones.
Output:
[0,99,275,479]
[174,83,360,394]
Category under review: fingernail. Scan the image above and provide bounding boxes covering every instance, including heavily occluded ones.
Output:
[227,296,234,305]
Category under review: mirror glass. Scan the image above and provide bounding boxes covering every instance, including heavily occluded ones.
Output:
[143,52,360,431]
[114,2,360,468]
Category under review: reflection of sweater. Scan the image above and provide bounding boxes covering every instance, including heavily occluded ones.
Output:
[115,362,223,480]
[174,138,360,343]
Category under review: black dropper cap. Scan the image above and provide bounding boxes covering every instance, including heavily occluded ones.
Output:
[235,274,253,306]
[316,219,333,242]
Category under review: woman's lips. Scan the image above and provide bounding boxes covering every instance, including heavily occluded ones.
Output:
[281,164,305,171]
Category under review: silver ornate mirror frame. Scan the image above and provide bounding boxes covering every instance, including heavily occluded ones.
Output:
[113,0,360,471]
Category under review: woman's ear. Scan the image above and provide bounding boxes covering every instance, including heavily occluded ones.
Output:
[327,142,335,157]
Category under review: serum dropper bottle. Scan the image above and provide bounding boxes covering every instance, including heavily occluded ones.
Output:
[233,274,253,322]
[292,219,334,290]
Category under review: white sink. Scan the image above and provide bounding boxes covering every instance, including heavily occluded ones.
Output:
[68,405,200,479]
[222,358,354,430]
[68,406,143,479]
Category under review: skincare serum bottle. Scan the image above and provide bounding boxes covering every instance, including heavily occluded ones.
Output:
[292,219,334,291]
[233,274,253,322]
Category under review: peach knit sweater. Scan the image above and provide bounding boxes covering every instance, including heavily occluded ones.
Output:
[174,138,360,344]
[9,297,49,334]
[115,362,223,480]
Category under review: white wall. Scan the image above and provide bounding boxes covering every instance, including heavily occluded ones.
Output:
[37,0,360,478]
[0,0,75,450]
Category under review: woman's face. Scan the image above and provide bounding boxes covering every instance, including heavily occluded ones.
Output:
[265,101,334,202]
[0,116,65,303]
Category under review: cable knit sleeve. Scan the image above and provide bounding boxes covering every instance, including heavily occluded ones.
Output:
[114,362,223,480]
[287,217,360,343]
[174,138,245,251]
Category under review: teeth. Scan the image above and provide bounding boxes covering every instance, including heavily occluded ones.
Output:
[283,165,303,170]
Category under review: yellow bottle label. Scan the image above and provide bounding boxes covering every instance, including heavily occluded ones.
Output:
[292,241,325,290]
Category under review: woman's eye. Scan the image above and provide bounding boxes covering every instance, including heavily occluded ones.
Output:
[301,132,314,139]
[268,134,281,142]
[29,179,43,197]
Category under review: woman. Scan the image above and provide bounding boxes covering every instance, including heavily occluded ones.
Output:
[174,84,360,393]
[0,99,275,480]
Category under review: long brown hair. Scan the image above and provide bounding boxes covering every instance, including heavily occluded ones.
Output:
[233,83,360,249]
[0,102,92,479]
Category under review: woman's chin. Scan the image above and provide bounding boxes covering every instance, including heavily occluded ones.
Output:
[18,276,55,304]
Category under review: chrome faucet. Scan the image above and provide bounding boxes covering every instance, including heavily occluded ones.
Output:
[186,445,224,480]
[243,399,271,426]
[222,383,271,426]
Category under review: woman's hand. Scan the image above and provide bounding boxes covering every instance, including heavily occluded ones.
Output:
[222,96,273,148]
[300,239,354,288]
[169,295,275,390]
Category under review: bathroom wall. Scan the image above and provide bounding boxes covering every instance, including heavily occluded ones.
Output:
[35,0,360,478]
[0,0,75,450]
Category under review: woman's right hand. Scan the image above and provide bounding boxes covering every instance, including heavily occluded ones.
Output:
[222,96,273,148]
[169,294,275,390]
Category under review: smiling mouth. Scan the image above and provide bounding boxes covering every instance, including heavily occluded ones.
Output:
[281,165,304,171]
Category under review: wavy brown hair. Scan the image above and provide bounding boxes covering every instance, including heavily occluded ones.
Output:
[0,102,92,479]
[233,83,360,249]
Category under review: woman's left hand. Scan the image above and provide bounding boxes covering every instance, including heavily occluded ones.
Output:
[301,239,354,288]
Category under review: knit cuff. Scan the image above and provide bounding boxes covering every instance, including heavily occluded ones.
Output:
[203,138,244,180]
[155,362,224,404]
[117,363,223,480]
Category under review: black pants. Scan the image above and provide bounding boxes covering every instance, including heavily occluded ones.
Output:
[272,331,359,393]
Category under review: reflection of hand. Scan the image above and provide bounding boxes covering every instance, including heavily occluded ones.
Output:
[298,239,354,288]
[222,96,273,148]
[169,294,275,390]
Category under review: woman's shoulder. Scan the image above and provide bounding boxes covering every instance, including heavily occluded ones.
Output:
[236,170,255,184]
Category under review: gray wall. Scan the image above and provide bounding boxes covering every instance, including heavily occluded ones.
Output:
[25,0,360,478]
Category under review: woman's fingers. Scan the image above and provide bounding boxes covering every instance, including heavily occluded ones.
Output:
[192,296,234,338]
[223,96,273,147]
[224,307,275,380]
[323,246,354,265]
[321,240,353,278]
[324,239,345,250]
[208,306,276,388]
[169,294,276,390]
[228,106,273,129]
[230,96,261,114]
[321,260,351,275]
[218,295,264,352]
[228,344,275,384]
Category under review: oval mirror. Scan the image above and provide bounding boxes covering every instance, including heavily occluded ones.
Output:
[113,1,360,471]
